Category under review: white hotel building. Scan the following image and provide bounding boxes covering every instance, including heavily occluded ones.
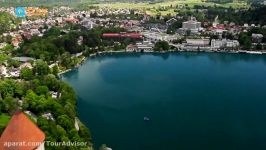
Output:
[211,39,239,49]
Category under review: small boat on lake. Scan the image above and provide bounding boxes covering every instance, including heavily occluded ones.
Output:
[144,117,150,121]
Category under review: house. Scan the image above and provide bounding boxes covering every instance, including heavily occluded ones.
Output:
[243,23,249,28]
[81,18,95,29]
[30,29,41,36]
[126,44,137,52]
[64,18,79,23]
[9,68,20,77]
[19,62,33,70]
[0,65,7,76]
[12,57,35,63]
[42,112,55,121]
[252,34,263,43]
[11,39,20,48]
[49,91,59,99]
[142,31,179,42]
[0,112,45,150]
[135,41,154,52]
[0,43,7,49]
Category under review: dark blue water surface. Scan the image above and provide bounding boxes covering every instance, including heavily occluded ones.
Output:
[61,52,266,150]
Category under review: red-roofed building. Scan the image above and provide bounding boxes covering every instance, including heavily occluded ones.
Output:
[64,18,79,23]
[0,112,45,150]
[208,24,225,31]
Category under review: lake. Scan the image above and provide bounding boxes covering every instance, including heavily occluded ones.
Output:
[61,52,266,150]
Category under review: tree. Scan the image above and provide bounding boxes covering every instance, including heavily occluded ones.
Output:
[255,43,262,50]
[60,52,73,69]
[239,33,252,50]
[51,65,59,76]
[42,74,60,91]
[3,96,18,114]
[35,86,49,96]
[64,102,76,119]
[154,41,170,51]
[0,80,16,99]
[33,60,49,76]
[14,82,27,98]
[56,125,67,138]
[57,115,74,131]
[20,67,33,80]
[7,59,21,68]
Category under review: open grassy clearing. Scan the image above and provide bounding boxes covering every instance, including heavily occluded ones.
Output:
[92,0,249,16]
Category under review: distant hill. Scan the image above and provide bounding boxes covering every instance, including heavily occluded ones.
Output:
[206,0,264,4]
[0,0,261,7]
[0,0,163,7]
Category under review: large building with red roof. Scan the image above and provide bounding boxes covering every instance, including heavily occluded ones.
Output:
[0,112,45,150]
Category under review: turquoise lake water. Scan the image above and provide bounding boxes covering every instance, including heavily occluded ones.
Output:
[61,52,266,150]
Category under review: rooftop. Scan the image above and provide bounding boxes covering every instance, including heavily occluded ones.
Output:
[0,112,45,150]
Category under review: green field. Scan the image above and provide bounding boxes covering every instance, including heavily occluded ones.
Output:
[0,113,11,134]
[92,0,249,16]
[0,113,11,126]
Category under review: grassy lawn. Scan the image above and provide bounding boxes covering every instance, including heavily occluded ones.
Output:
[0,113,10,127]
[0,113,11,134]
[92,0,249,16]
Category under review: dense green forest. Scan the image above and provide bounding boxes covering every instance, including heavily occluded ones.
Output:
[0,71,92,150]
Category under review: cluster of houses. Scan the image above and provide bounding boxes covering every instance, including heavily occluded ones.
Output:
[0,6,265,59]
[0,57,34,78]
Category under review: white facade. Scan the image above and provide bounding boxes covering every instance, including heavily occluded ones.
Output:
[81,19,95,29]
[0,43,7,49]
[126,41,154,52]
[136,41,154,51]
[142,31,179,42]
[182,17,201,32]
[186,39,210,46]
[0,65,7,76]
[211,39,239,49]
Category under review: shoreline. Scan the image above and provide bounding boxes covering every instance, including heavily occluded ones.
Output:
[58,49,266,150]
[58,49,266,76]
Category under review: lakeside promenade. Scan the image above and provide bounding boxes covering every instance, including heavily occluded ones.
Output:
[57,49,266,76]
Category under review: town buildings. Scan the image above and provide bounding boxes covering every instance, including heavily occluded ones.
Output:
[142,31,180,42]
[185,39,210,46]
[182,17,202,33]
[126,41,154,52]
[211,39,240,49]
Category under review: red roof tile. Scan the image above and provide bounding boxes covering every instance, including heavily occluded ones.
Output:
[64,18,79,22]
[0,112,45,150]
